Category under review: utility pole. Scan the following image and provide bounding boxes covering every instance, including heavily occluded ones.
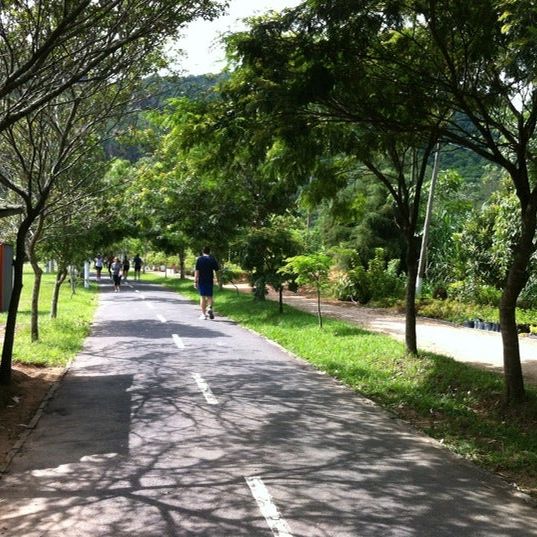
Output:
[416,144,441,295]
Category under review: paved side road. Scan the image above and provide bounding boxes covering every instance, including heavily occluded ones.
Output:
[257,289,537,384]
[0,281,535,536]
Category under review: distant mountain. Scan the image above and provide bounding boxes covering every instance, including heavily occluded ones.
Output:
[138,73,225,110]
[104,73,224,161]
[440,145,485,181]
[439,143,501,204]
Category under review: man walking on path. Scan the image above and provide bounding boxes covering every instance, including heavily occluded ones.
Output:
[194,246,219,320]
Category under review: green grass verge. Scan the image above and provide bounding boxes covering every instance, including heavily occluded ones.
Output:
[0,269,98,367]
[147,274,537,495]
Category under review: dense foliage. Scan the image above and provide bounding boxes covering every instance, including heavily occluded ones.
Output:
[4,0,537,406]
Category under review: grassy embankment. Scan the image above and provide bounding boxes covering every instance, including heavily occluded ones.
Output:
[0,269,98,367]
[146,273,537,496]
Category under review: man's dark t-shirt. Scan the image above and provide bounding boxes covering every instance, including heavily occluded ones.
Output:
[195,255,219,286]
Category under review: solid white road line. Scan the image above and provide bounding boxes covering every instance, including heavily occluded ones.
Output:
[245,477,294,537]
[157,314,167,323]
[172,334,185,349]
[191,373,219,405]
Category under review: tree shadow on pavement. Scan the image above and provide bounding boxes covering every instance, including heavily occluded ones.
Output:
[92,319,231,341]
[1,302,536,536]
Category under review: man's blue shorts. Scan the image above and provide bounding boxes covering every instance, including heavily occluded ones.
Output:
[198,283,214,297]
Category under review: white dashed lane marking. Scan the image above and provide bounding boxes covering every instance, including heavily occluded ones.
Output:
[245,477,294,537]
[157,314,167,323]
[191,373,218,405]
[172,334,185,349]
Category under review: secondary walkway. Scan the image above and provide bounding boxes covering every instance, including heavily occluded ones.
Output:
[232,283,537,385]
[0,279,535,536]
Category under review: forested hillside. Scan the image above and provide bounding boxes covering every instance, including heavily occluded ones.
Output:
[106,73,494,191]
[104,73,224,161]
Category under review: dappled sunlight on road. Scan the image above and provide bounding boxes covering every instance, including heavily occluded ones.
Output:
[0,281,535,536]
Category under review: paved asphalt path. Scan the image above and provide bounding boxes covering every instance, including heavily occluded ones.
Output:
[0,280,536,536]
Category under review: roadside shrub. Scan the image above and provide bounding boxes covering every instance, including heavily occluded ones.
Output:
[418,298,499,324]
[418,298,537,326]
[219,265,244,284]
[333,248,405,304]
[431,285,448,300]
[333,266,372,304]
[221,262,245,279]
[475,284,502,306]
[330,246,360,271]
[144,251,168,269]
[447,280,501,306]
[518,272,537,309]
[447,280,475,303]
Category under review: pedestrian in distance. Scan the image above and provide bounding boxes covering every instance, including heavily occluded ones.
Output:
[111,257,123,292]
[122,256,130,281]
[107,255,114,279]
[194,247,219,320]
[94,254,104,281]
[133,254,143,281]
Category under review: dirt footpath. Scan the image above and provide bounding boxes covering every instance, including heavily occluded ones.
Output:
[234,285,537,385]
[0,364,63,468]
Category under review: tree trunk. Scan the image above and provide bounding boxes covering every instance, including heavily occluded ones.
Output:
[499,299,524,403]
[27,216,45,342]
[405,233,419,355]
[254,277,266,300]
[50,268,67,319]
[0,223,30,385]
[317,287,323,328]
[29,261,43,342]
[498,204,537,404]
[178,251,186,279]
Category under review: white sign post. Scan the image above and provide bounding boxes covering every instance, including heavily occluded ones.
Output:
[84,261,90,289]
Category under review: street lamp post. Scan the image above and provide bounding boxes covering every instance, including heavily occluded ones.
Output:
[416,144,441,295]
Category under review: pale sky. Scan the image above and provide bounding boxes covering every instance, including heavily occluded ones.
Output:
[173,0,302,76]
